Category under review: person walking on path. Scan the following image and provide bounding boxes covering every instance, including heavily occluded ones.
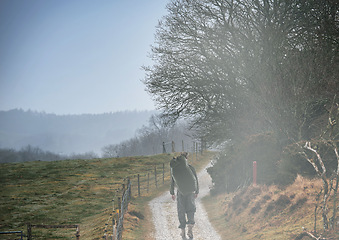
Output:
[170,152,199,239]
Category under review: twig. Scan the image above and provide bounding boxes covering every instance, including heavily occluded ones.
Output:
[295,227,327,240]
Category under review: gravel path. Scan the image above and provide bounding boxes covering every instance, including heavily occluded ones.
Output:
[149,162,222,240]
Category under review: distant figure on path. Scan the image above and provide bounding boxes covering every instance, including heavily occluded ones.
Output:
[170,152,199,239]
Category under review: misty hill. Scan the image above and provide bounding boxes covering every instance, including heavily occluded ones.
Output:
[0,109,156,155]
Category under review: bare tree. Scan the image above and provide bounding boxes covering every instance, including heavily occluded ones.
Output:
[295,97,339,232]
[102,115,195,157]
[144,0,338,145]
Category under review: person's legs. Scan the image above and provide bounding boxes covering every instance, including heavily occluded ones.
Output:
[177,192,196,238]
[187,224,194,239]
[177,192,187,229]
[185,193,196,239]
[185,193,196,225]
[186,212,195,225]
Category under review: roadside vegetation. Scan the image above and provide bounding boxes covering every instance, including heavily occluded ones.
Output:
[203,175,338,239]
[0,151,215,239]
[0,154,172,239]
[143,0,338,239]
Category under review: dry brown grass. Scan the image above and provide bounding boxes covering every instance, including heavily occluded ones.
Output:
[203,175,339,239]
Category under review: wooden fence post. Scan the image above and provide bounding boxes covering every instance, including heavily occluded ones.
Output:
[75,225,80,240]
[27,223,32,240]
[154,165,157,188]
[137,174,140,197]
[122,183,125,197]
[112,217,116,240]
[117,197,121,218]
[147,173,150,192]
[116,211,119,239]
[127,178,131,199]
[162,163,165,185]
[162,142,166,153]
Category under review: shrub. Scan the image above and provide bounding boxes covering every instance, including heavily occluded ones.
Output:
[289,197,308,212]
[251,202,262,214]
[208,132,282,193]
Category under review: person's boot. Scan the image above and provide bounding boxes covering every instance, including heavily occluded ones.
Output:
[187,224,194,239]
[180,228,186,239]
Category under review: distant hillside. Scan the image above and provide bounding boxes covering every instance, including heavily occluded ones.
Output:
[0,109,156,155]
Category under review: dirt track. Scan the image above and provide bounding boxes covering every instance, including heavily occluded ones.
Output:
[149,162,222,240]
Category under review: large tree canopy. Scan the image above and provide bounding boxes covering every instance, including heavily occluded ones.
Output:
[144,0,338,145]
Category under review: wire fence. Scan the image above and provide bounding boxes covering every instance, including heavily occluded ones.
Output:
[0,231,24,240]
[26,224,80,240]
[1,141,205,240]
[104,142,207,240]
[104,161,173,240]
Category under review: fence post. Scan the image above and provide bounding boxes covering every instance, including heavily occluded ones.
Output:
[112,217,116,240]
[253,161,257,185]
[154,165,157,188]
[27,223,32,240]
[117,197,121,218]
[162,142,166,153]
[122,183,125,196]
[115,211,119,239]
[127,178,131,200]
[137,174,140,197]
[76,225,80,240]
[147,173,150,192]
[162,163,165,185]
[182,140,184,151]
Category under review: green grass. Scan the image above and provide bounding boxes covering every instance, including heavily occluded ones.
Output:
[8,151,336,240]
[0,153,176,239]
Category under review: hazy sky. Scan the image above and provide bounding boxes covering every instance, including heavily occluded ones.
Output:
[0,0,168,115]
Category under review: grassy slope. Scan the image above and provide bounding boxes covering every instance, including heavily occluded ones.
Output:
[0,151,215,240]
[4,152,334,240]
[0,154,174,239]
[203,175,339,240]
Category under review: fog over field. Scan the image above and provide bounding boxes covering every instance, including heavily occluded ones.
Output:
[0,109,156,155]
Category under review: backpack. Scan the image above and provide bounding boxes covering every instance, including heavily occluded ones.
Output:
[170,155,197,195]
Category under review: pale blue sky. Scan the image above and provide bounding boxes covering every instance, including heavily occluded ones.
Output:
[0,0,168,114]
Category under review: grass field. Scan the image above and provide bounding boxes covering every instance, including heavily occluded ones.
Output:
[0,151,216,239]
[0,154,172,239]
[4,150,334,240]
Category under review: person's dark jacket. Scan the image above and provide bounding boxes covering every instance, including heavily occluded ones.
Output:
[170,164,199,195]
